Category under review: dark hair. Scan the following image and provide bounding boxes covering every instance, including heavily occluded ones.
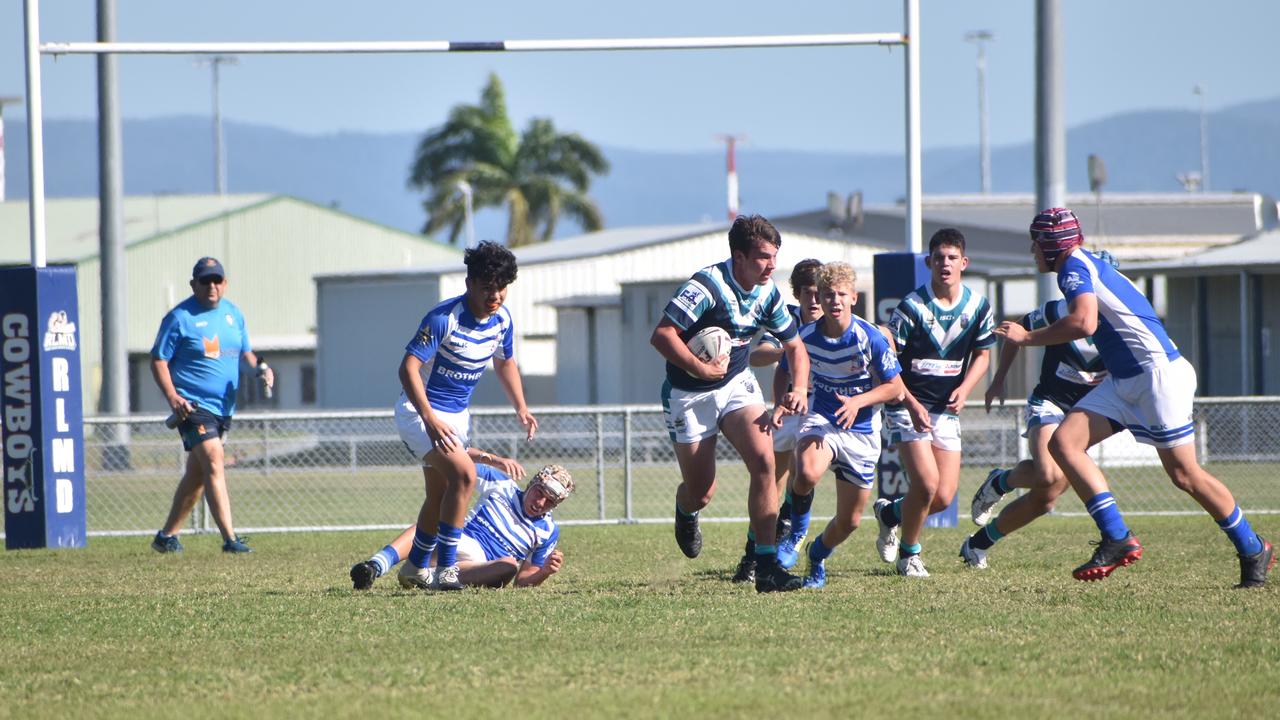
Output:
[928,228,966,256]
[464,241,518,287]
[728,214,781,256]
[790,258,822,296]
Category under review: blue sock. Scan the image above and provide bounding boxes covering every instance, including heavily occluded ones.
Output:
[1218,506,1264,556]
[993,469,1014,495]
[1085,492,1130,542]
[969,523,1004,551]
[406,528,437,568]
[436,522,463,568]
[900,541,922,558]
[791,490,814,539]
[370,545,401,576]
[808,535,834,562]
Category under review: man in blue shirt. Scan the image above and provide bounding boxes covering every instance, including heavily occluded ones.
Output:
[150,257,273,554]
[997,208,1272,588]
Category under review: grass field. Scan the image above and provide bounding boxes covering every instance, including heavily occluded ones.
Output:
[2,515,1278,719]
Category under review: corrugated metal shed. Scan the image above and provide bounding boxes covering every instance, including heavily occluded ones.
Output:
[4,194,461,411]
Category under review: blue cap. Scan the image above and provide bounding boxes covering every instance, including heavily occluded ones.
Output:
[192,257,225,280]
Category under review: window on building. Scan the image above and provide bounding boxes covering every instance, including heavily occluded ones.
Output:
[301,364,316,405]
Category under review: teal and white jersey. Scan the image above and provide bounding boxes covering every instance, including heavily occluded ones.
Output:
[662,258,797,392]
[888,283,996,414]
[1025,299,1108,410]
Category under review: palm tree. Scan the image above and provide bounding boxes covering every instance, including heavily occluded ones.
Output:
[409,74,610,247]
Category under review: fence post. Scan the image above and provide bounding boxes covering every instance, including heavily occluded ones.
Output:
[595,410,606,521]
[624,408,633,523]
[263,417,271,473]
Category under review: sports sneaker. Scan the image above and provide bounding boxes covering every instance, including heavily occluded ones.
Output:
[222,536,252,554]
[674,507,702,559]
[896,554,929,578]
[1237,536,1275,589]
[350,561,379,590]
[959,536,988,569]
[435,564,464,591]
[730,554,756,584]
[776,535,801,570]
[1072,532,1143,581]
[397,562,436,590]
[802,545,826,589]
[873,498,899,564]
[151,532,182,554]
[755,559,803,593]
[971,468,1006,526]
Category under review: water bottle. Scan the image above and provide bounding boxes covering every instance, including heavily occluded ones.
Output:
[258,360,273,400]
[164,401,196,429]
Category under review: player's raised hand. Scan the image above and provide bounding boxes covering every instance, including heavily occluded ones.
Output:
[994,321,1029,346]
[488,454,526,481]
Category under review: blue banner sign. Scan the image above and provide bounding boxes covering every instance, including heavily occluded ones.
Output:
[2,266,87,549]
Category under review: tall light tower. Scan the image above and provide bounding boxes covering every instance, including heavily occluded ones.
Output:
[965,30,994,194]
[0,96,23,202]
[196,55,238,195]
[1193,84,1210,192]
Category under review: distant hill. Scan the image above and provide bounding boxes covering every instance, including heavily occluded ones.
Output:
[5,97,1279,241]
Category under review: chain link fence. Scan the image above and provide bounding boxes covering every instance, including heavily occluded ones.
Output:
[79,398,1280,537]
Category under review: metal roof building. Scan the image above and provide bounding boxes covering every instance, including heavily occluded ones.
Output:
[2,194,461,412]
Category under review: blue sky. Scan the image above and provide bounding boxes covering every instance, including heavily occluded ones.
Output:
[2,1,1278,154]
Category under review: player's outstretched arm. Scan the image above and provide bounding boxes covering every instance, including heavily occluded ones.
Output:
[999,294,1098,347]
[778,336,809,413]
[493,355,538,441]
[750,336,785,367]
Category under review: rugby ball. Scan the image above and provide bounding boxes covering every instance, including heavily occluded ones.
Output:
[687,326,731,363]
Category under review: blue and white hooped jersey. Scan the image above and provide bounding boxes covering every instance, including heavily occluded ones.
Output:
[1057,249,1179,379]
[802,316,901,434]
[662,258,797,392]
[888,284,996,414]
[404,294,514,413]
[463,465,559,567]
[1025,299,1108,410]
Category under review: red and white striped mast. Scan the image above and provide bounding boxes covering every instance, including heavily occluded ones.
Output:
[717,133,744,221]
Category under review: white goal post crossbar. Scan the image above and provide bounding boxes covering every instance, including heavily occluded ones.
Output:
[21,0,923,265]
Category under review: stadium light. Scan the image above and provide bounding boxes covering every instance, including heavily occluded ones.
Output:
[963,30,994,194]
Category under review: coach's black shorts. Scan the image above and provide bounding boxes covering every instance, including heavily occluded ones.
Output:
[177,407,232,452]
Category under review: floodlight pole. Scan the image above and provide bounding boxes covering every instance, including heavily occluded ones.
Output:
[965,31,994,194]
[98,0,129,418]
[1194,84,1210,193]
[456,180,476,248]
[197,55,238,195]
[1034,0,1064,318]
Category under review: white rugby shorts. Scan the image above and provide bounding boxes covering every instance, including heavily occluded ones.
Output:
[772,412,803,453]
[396,392,471,463]
[1023,394,1070,438]
[1073,356,1196,448]
[663,369,766,444]
[885,406,962,452]
[797,414,881,489]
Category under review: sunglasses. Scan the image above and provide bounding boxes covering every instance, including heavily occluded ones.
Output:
[198,276,224,286]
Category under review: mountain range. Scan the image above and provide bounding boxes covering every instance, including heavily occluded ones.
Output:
[5,96,1279,241]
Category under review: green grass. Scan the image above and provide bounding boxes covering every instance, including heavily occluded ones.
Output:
[2,516,1278,718]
